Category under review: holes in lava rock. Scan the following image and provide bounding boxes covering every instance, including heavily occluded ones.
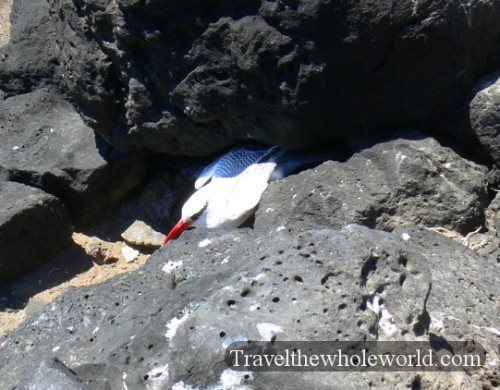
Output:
[320,272,337,285]
[399,274,407,287]
[272,297,280,303]
[219,331,226,338]
[227,300,237,307]
[338,303,347,310]
[411,375,422,390]
[398,255,408,268]
[294,275,303,283]
[413,310,430,337]
[360,255,378,286]
[240,289,251,297]
[275,260,283,265]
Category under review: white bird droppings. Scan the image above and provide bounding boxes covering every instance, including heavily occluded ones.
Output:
[11,146,20,150]
[367,294,398,337]
[220,369,252,388]
[430,315,444,332]
[253,273,266,281]
[165,310,191,340]
[122,246,139,262]
[198,238,212,247]
[52,345,60,352]
[172,381,198,390]
[257,323,283,341]
[276,225,286,232]
[146,363,169,382]
[92,326,99,334]
[162,260,183,274]
[265,207,274,213]
[401,232,411,241]
[221,256,230,264]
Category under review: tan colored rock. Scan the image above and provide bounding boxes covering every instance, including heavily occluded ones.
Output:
[0,0,13,47]
[121,220,164,248]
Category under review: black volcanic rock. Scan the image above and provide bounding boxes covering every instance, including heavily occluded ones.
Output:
[0,224,497,388]
[255,131,489,235]
[0,1,499,388]
[0,181,72,280]
[2,0,500,155]
[469,73,500,166]
[0,0,61,94]
[0,88,146,225]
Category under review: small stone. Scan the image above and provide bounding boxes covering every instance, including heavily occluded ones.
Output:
[85,236,119,264]
[121,245,140,263]
[121,220,164,248]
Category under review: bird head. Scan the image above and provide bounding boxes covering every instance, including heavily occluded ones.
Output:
[163,190,209,245]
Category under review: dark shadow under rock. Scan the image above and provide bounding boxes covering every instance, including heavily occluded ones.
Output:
[0,181,72,280]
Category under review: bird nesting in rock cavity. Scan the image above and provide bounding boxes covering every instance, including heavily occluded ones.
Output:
[163,145,333,245]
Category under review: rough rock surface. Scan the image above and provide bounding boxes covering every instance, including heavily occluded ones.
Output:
[0,224,497,388]
[0,181,72,280]
[469,73,500,165]
[256,131,489,235]
[2,0,500,155]
[486,192,500,237]
[0,0,60,93]
[0,88,146,225]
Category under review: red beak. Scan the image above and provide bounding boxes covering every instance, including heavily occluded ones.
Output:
[163,220,193,245]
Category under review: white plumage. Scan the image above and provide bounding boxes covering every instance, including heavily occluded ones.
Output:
[163,145,331,244]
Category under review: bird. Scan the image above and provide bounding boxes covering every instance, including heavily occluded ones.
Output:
[163,145,335,245]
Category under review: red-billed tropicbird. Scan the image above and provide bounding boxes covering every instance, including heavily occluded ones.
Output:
[163,145,331,245]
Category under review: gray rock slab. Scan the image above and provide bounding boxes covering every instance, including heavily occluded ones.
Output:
[0,181,72,280]
[255,132,489,235]
[0,88,146,225]
[0,223,497,388]
[469,74,500,165]
[486,192,500,235]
